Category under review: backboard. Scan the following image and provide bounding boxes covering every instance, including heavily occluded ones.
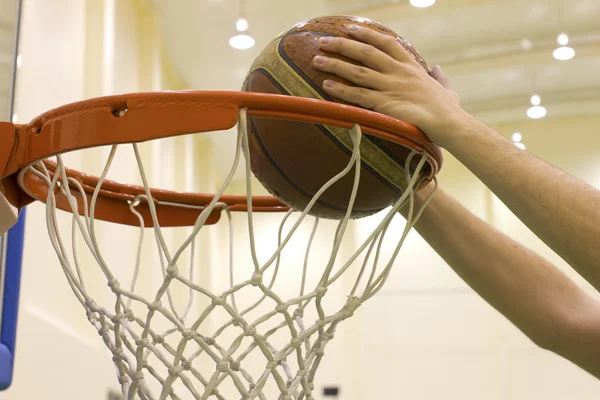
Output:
[0,0,23,390]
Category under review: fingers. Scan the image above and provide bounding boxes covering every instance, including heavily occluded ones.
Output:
[317,35,396,73]
[431,65,454,91]
[312,55,388,90]
[345,25,419,66]
[321,79,385,110]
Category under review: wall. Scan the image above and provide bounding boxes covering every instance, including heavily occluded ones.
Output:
[4,0,194,399]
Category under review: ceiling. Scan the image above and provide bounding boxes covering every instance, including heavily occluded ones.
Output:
[151,0,600,125]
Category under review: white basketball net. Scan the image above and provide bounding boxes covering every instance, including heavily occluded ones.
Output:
[23,109,436,399]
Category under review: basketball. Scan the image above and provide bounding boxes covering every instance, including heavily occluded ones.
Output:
[242,16,432,219]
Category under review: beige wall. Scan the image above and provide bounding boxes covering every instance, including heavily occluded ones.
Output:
[4,0,195,398]
[5,1,600,399]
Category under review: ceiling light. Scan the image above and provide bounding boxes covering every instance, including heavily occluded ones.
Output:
[553,46,575,60]
[511,132,522,143]
[410,0,435,8]
[527,106,547,119]
[514,142,527,151]
[16,55,22,68]
[12,114,17,124]
[230,0,254,50]
[557,33,569,46]
[229,34,255,50]
[527,95,546,119]
[553,33,575,60]
[236,18,248,32]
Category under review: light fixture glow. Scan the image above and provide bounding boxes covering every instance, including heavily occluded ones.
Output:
[553,46,575,60]
[16,55,22,68]
[520,38,533,50]
[557,33,569,46]
[530,95,541,106]
[229,34,255,50]
[12,114,17,123]
[515,142,527,150]
[512,132,522,143]
[527,105,547,119]
[236,18,248,32]
[409,0,436,7]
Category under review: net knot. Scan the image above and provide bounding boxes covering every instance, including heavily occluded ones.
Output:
[267,361,278,370]
[153,336,164,345]
[124,309,135,322]
[136,338,150,347]
[316,286,327,296]
[182,360,192,370]
[244,325,256,336]
[85,299,98,311]
[230,360,241,371]
[107,279,120,293]
[166,265,179,278]
[290,338,302,349]
[117,375,130,384]
[133,371,145,381]
[293,308,304,318]
[275,304,289,313]
[182,329,197,341]
[148,300,162,311]
[341,296,362,319]
[251,271,263,286]
[204,337,215,346]
[212,297,224,306]
[111,313,123,324]
[169,365,184,376]
[316,319,327,328]
[323,332,334,341]
[112,347,125,363]
[296,369,306,377]
[315,347,325,357]
[217,361,229,372]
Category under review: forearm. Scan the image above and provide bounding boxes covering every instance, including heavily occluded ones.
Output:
[406,185,592,352]
[441,114,600,292]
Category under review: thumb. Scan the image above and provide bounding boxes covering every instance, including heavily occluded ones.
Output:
[431,65,454,91]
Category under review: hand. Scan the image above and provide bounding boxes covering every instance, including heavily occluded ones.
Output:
[312,25,470,147]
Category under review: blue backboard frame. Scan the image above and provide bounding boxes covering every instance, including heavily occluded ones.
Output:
[0,211,25,390]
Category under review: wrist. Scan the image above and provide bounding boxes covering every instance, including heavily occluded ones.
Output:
[429,110,480,150]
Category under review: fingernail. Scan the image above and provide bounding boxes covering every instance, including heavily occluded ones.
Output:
[323,80,336,88]
[346,24,360,32]
[313,55,327,66]
[318,37,332,45]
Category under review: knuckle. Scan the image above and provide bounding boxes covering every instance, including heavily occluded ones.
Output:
[359,45,375,57]
[352,66,369,81]
[327,57,337,68]
[381,35,397,50]
[354,87,368,100]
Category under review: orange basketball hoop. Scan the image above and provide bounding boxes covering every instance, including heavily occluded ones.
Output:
[0,91,442,399]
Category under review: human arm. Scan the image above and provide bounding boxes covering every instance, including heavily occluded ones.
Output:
[408,183,600,378]
[311,25,600,376]
[312,25,600,294]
